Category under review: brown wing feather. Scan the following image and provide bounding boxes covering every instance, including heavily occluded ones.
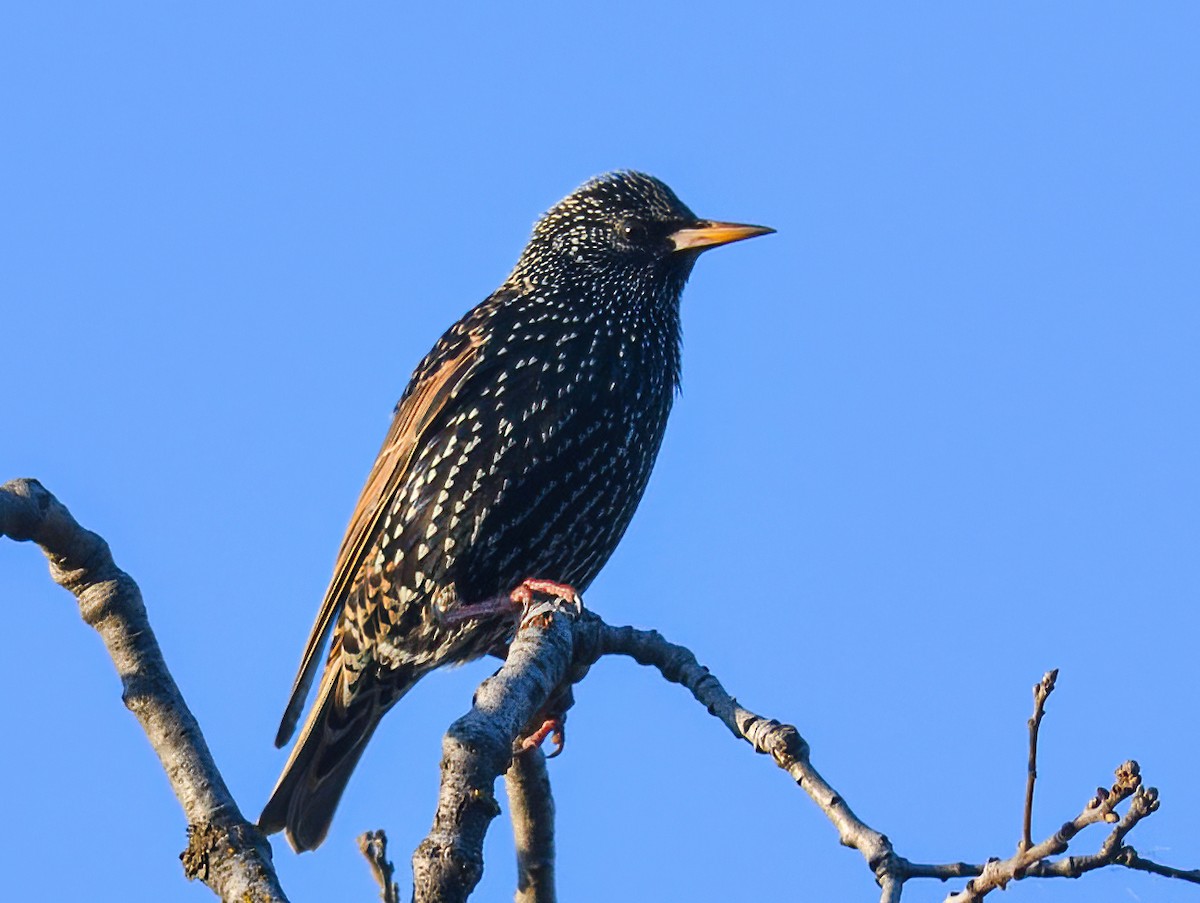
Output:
[273,330,484,747]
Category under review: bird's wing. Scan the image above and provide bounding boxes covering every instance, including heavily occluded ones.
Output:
[274,326,485,747]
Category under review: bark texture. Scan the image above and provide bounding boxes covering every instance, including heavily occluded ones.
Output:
[0,479,288,903]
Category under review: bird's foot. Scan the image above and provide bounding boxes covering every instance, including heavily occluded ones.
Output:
[511,578,583,629]
[519,716,566,758]
[435,578,583,628]
[516,674,575,759]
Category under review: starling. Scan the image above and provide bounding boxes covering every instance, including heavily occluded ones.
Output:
[259,171,772,851]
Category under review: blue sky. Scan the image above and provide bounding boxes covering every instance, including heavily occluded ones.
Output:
[2,4,1197,901]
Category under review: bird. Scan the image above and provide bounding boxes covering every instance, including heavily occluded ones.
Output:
[259,171,773,852]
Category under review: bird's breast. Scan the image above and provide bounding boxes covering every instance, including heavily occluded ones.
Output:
[434,315,675,600]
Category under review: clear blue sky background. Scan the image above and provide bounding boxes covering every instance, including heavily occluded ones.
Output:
[2,4,1196,901]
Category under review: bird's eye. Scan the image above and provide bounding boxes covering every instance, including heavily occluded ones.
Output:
[616,219,648,243]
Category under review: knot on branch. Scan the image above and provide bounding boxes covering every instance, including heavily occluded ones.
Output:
[413,836,485,900]
[0,477,52,542]
[871,850,904,885]
[738,714,808,766]
[181,822,225,882]
[0,477,128,612]
[76,572,143,629]
[181,821,273,885]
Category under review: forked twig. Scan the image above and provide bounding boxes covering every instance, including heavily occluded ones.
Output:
[358,830,401,903]
[946,761,1142,902]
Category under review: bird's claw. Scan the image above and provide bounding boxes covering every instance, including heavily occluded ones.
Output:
[512,578,583,629]
[520,717,566,758]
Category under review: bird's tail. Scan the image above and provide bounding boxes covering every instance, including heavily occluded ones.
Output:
[259,664,407,852]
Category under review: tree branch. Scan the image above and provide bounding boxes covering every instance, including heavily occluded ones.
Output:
[564,617,1196,901]
[1114,848,1200,884]
[1021,669,1057,852]
[359,830,401,903]
[506,749,557,903]
[946,761,1142,902]
[7,477,1192,901]
[0,479,288,903]
[411,609,575,903]
[569,617,899,886]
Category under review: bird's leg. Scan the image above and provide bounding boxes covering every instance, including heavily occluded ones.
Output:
[519,717,566,758]
[510,578,583,628]
[436,578,583,628]
[435,594,515,626]
[517,684,575,759]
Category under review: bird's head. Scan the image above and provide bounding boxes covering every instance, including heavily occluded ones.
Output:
[510,171,773,301]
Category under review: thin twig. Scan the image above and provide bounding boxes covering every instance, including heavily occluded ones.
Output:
[1115,848,1200,883]
[945,761,1142,902]
[1021,669,1058,852]
[1016,784,1195,884]
[506,749,557,903]
[0,479,289,903]
[358,830,401,903]
[570,618,899,887]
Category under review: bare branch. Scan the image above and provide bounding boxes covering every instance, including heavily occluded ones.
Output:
[1021,669,1058,852]
[411,610,575,903]
[0,479,288,903]
[570,617,900,886]
[359,830,401,903]
[565,619,1196,900]
[1010,783,1196,884]
[945,761,1142,902]
[505,749,557,903]
[1114,848,1200,884]
[878,874,903,903]
[7,478,1191,900]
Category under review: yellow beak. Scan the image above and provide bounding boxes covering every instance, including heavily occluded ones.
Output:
[668,220,775,253]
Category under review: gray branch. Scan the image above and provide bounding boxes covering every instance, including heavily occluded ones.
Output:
[1021,669,1058,852]
[945,761,1144,902]
[411,610,575,903]
[0,479,288,903]
[570,617,899,889]
[506,749,557,903]
[414,611,1196,901]
[359,830,402,903]
[5,477,1192,901]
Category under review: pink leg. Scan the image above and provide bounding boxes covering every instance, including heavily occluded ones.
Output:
[510,578,582,628]
[436,577,583,627]
[436,593,518,626]
[520,716,566,758]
